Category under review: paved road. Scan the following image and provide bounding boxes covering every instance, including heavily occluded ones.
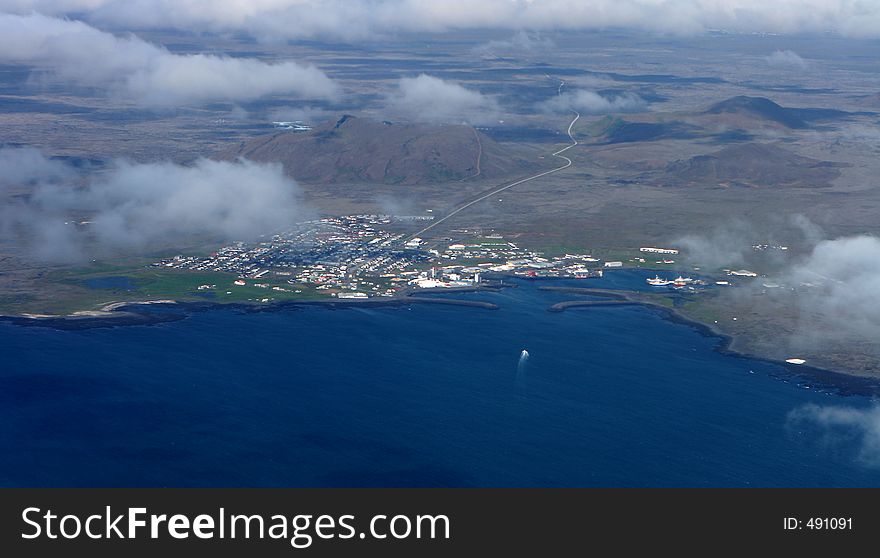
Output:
[408,109,581,240]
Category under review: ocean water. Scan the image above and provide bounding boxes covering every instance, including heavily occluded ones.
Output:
[1,273,878,487]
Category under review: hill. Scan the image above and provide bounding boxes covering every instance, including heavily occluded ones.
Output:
[663,143,843,188]
[706,96,808,128]
[223,115,544,185]
[704,96,854,129]
[589,117,698,144]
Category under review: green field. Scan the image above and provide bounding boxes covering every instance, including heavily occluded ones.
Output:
[676,293,722,320]
[11,264,331,315]
[519,244,672,269]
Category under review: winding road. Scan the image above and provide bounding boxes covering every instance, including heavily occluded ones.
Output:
[470,126,482,179]
[409,104,580,240]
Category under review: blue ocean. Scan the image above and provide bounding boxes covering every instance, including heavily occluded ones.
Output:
[2,272,878,487]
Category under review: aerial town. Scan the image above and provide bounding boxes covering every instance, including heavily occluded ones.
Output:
[149,215,772,303]
[151,214,639,300]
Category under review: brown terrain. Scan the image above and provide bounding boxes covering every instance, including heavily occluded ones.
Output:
[663,143,844,188]
[223,115,546,185]
[2,22,879,381]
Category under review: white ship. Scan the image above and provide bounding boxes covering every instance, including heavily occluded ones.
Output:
[646,275,671,286]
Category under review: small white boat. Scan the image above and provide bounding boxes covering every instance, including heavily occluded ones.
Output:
[785,358,807,365]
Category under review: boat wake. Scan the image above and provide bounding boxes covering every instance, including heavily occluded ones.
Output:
[516,349,529,388]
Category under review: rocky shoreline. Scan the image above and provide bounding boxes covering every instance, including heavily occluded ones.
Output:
[539,286,880,396]
[0,287,502,331]
[3,281,877,395]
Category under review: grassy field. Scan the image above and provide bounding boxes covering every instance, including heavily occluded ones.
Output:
[631,292,677,308]
[111,268,327,303]
[518,243,674,269]
[675,292,724,324]
[2,264,330,315]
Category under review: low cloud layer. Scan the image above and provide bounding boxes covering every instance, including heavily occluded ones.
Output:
[674,220,759,270]
[784,235,880,348]
[788,404,880,468]
[538,90,647,115]
[676,218,880,358]
[385,74,500,125]
[0,12,338,105]
[3,1,880,39]
[474,31,555,56]
[766,49,808,69]
[0,146,73,186]
[0,148,309,261]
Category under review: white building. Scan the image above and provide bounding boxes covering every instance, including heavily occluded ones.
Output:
[411,279,448,288]
[640,247,679,255]
[337,292,368,299]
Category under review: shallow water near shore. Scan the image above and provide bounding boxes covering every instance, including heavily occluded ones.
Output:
[1,275,878,487]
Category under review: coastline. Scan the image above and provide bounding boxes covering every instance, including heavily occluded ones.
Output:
[543,286,880,396]
[3,280,877,395]
[0,287,502,331]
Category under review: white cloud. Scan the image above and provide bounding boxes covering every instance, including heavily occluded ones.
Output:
[0,12,339,105]
[474,31,555,55]
[675,219,880,361]
[0,146,73,186]
[788,404,880,468]
[0,148,310,261]
[385,74,500,125]
[766,49,808,69]
[784,235,880,346]
[675,220,756,270]
[538,90,647,115]
[2,1,880,39]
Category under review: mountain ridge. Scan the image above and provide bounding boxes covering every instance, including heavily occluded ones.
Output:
[222,115,545,185]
